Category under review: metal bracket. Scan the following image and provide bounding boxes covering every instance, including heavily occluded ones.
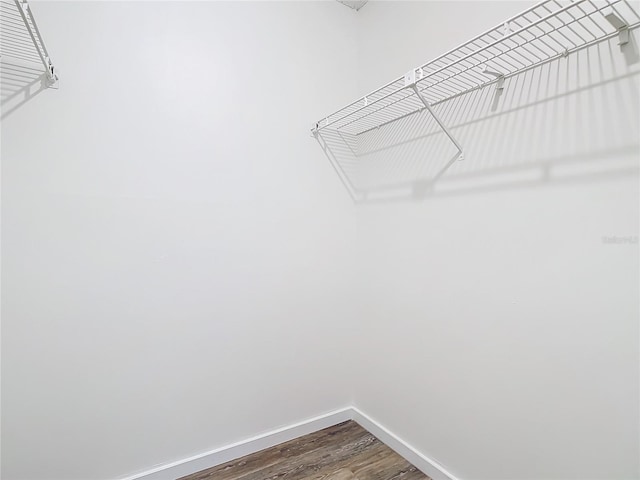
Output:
[14,0,59,87]
[483,66,505,92]
[44,57,58,87]
[404,69,464,161]
[404,68,419,88]
[482,66,505,112]
[618,26,630,46]
[603,7,630,45]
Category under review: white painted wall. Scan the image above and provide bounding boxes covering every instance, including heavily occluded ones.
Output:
[353,2,640,480]
[1,2,359,479]
[3,2,639,480]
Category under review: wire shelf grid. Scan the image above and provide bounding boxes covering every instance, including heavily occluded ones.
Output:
[312,0,640,137]
[0,0,58,85]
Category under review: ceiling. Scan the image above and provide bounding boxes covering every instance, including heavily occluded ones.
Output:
[336,1,368,11]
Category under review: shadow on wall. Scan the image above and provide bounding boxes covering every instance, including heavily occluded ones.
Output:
[1,61,49,120]
[317,35,640,204]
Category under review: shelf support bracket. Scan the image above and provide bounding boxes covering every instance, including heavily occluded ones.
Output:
[482,66,505,111]
[405,73,464,161]
[14,0,59,87]
[603,7,630,46]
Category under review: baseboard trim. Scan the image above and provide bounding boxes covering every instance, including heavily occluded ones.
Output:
[120,407,353,480]
[351,407,459,480]
[120,406,458,480]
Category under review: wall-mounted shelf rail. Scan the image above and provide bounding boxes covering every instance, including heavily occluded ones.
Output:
[312,0,640,146]
[1,0,59,87]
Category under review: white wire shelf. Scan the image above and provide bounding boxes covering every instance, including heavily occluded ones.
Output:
[0,0,58,88]
[312,0,640,138]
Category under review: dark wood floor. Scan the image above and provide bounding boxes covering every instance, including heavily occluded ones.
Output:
[180,420,430,480]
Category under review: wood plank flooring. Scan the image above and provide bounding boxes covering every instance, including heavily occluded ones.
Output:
[180,420,430,480]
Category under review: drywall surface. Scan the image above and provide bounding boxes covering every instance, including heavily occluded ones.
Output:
[353,2,640,479]
[1,2,358,479]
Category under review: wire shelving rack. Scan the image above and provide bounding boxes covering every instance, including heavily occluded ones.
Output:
[1,0,58,92]
[312,0,640,164]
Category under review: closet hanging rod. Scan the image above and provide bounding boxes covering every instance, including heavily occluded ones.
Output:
[311,0,640,138]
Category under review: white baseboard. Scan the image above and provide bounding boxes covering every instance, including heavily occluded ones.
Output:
[351,407,459,480]
[120,406,458,480]
[120,407,353,480]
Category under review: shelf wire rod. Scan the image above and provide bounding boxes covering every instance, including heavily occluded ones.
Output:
[542,2,592,43]
[419,67,465,94]
[457,69,487,91]
[438,47,491,75]
[355,75,496,137]
[315,132,360,201]
[18,0,50,58]
[338,43,517,133]
[347,94,424,132]
[340,93,426,132]
[621,0,640,22]
[463,40,527,71]
[429,21,640,104]
[410,85,464,157]
[356,19,640,138]
[350,53,504,134]
[427,64,481,94]
[565,1,608,37]
[448,55,494,84]
[318,0,627,133]
[11,0,51,79]
[327,0,594,131]
[456,40,513,77]
[552,1,595,41]
[335,89,414,130]
[437,51,499,85]
[479,33,532,69]
[527,8,580,48]
[414,0,583,72]
[5,0,48,46]
[504,22,559,61]
[430,64,481,91]
[508,16,565,56]
[11,1,46,69]
[502,21,553,61]
[315,0,580,130]
[428,54,504,97]
[443,69,487,92]
[413,3,602,89]
[424,59,476,86]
